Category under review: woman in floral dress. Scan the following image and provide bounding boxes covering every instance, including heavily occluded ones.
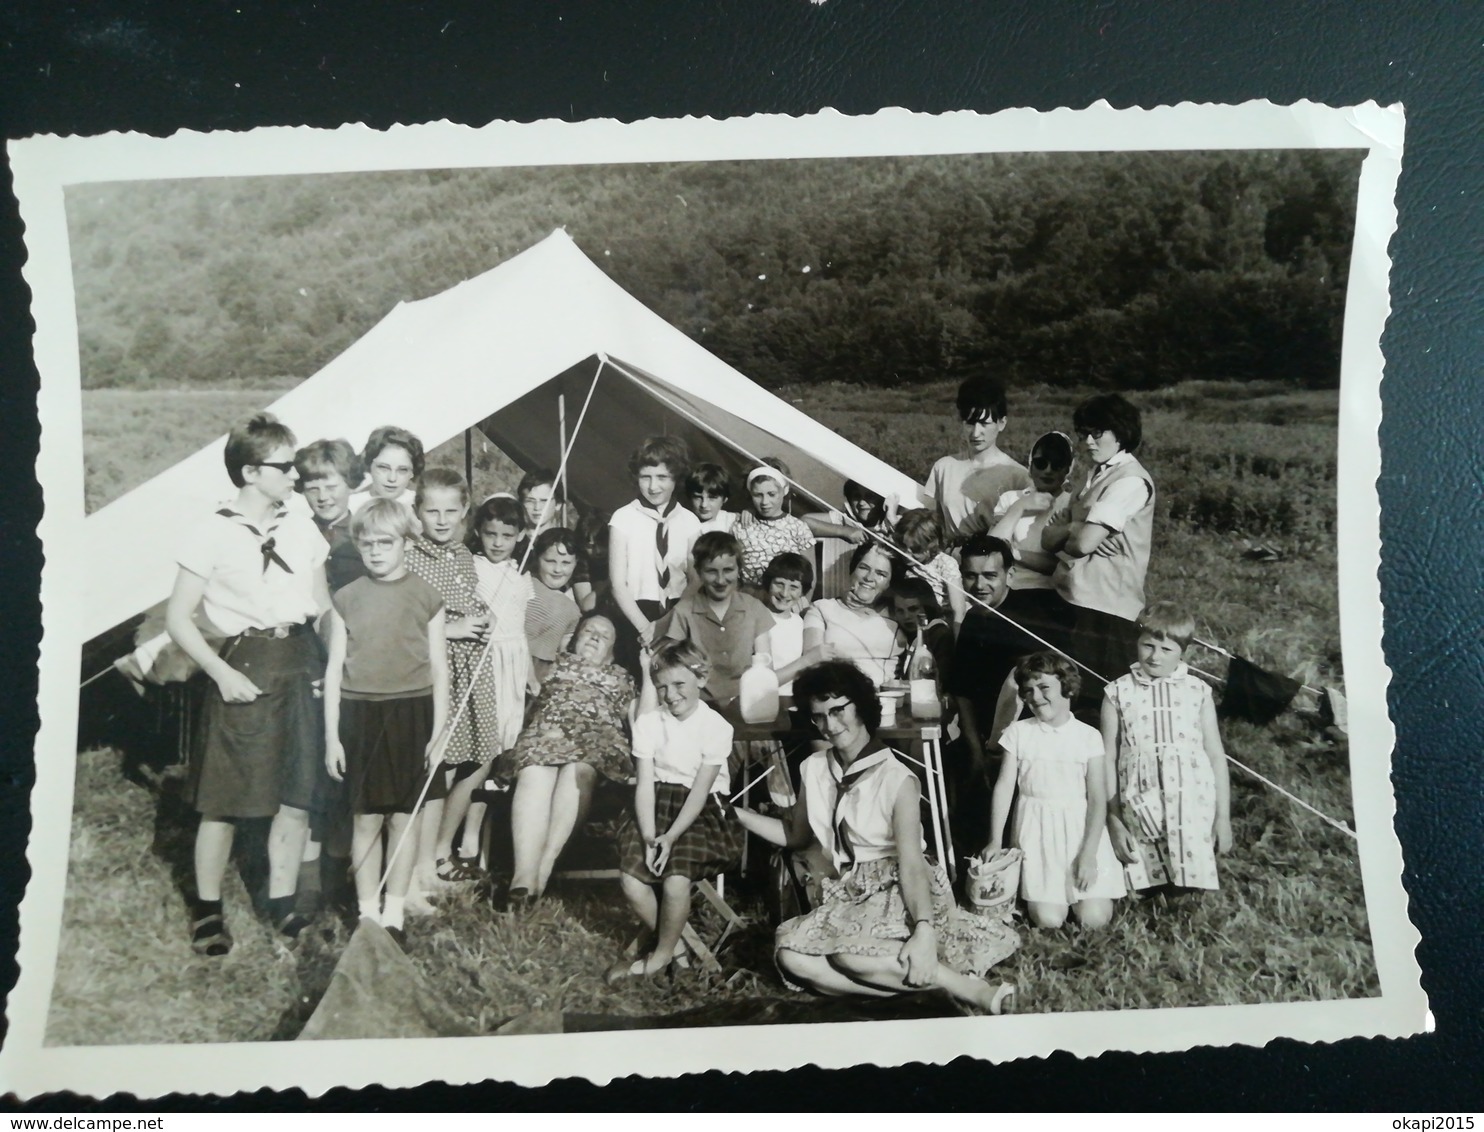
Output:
[501,614,636,904]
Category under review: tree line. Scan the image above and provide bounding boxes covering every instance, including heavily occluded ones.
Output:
[67,148,1361,391]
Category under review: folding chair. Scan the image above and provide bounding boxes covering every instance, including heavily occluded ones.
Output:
[544,780,751,974]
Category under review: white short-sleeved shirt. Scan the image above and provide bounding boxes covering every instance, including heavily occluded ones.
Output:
[799,743,920,872]
[802,599,903,688]
[697,511,738,535]
[1081,452,1154,531]
[987,486,1062,591]
[631,703,733,795]
[177,502,328,634]
[760,610,804,693]
[923,451,1032,540]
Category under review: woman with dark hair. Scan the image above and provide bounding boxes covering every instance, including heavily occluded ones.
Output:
[801,542,904,688]
[735,661,1018,1010]
[501,613,637,904]
[1042,394,1156,711]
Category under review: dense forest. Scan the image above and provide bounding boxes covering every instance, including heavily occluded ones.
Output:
[65,149,1361,391]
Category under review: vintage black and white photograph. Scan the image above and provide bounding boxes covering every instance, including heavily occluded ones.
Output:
[3,104,1421,1096]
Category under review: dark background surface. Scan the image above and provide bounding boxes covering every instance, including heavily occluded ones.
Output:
[1,0,1479,1112]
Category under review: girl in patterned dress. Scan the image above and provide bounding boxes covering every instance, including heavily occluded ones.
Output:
[733,459,816,589]
[1102,602,1233,893]
[735,661,1018,1012]
[404,468,501,890]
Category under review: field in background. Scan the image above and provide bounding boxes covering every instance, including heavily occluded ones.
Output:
[54,378,1367,1043]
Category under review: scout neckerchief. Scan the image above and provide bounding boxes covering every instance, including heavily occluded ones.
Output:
[827,740,892,870]
[637,497,680,594]
[218,502,292,575]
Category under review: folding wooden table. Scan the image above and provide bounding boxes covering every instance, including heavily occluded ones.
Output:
[728,698,958,881]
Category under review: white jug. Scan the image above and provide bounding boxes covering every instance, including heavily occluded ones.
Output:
[739,653,780,724]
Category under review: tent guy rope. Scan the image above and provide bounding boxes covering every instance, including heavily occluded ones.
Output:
[373,356,610,894]
[601,355,1354,841]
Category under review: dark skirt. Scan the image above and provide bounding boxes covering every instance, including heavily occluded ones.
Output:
[338,694,440,815]
[608,595,675,681]
[188,632,324,819]
[618,781,744,883]
[1066,605,1140,716]
[1007,588,1077,657]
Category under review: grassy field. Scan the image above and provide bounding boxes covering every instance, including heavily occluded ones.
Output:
[52,378,1374,1044]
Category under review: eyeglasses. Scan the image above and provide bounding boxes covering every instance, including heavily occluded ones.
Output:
[1074,428,1108,441]
[1030,455,1070,471]
[354,536,400,552]
[255,461,297,474]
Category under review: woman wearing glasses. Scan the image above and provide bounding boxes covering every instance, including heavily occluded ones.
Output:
[1041,394,1157,716]
[735,661,1018,1011]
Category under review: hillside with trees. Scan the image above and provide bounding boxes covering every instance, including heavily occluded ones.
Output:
[65,149,1361,391]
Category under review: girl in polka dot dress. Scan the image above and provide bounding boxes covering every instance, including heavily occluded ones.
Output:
[405,468,501,891]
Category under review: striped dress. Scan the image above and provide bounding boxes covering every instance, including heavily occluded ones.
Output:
[1104,663,1220,890]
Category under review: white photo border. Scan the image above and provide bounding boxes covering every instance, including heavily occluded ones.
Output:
[4,100,1421,1099]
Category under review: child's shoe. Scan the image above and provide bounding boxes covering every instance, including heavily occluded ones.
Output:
[189,900,232,957]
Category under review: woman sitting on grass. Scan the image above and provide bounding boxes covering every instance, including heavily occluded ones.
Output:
[735,661,1018,1012]
[500,613,636,907]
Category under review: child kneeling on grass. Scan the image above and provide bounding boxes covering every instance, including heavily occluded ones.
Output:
[323,498,449,948]
[608,640,744,982]
[987,652,1125,929]
[1102,602,1233,896]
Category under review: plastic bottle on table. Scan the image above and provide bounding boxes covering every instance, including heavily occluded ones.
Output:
[739,652,780,724]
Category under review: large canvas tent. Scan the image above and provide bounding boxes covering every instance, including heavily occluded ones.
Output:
[82,229,924,645]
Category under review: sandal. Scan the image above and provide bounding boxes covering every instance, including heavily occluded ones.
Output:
[275,911,314,941]
[603,957,650,986]
[190,911,233,957]
[436,855,486,883]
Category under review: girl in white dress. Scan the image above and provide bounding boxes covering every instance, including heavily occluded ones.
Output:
[988,651,1125,929]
